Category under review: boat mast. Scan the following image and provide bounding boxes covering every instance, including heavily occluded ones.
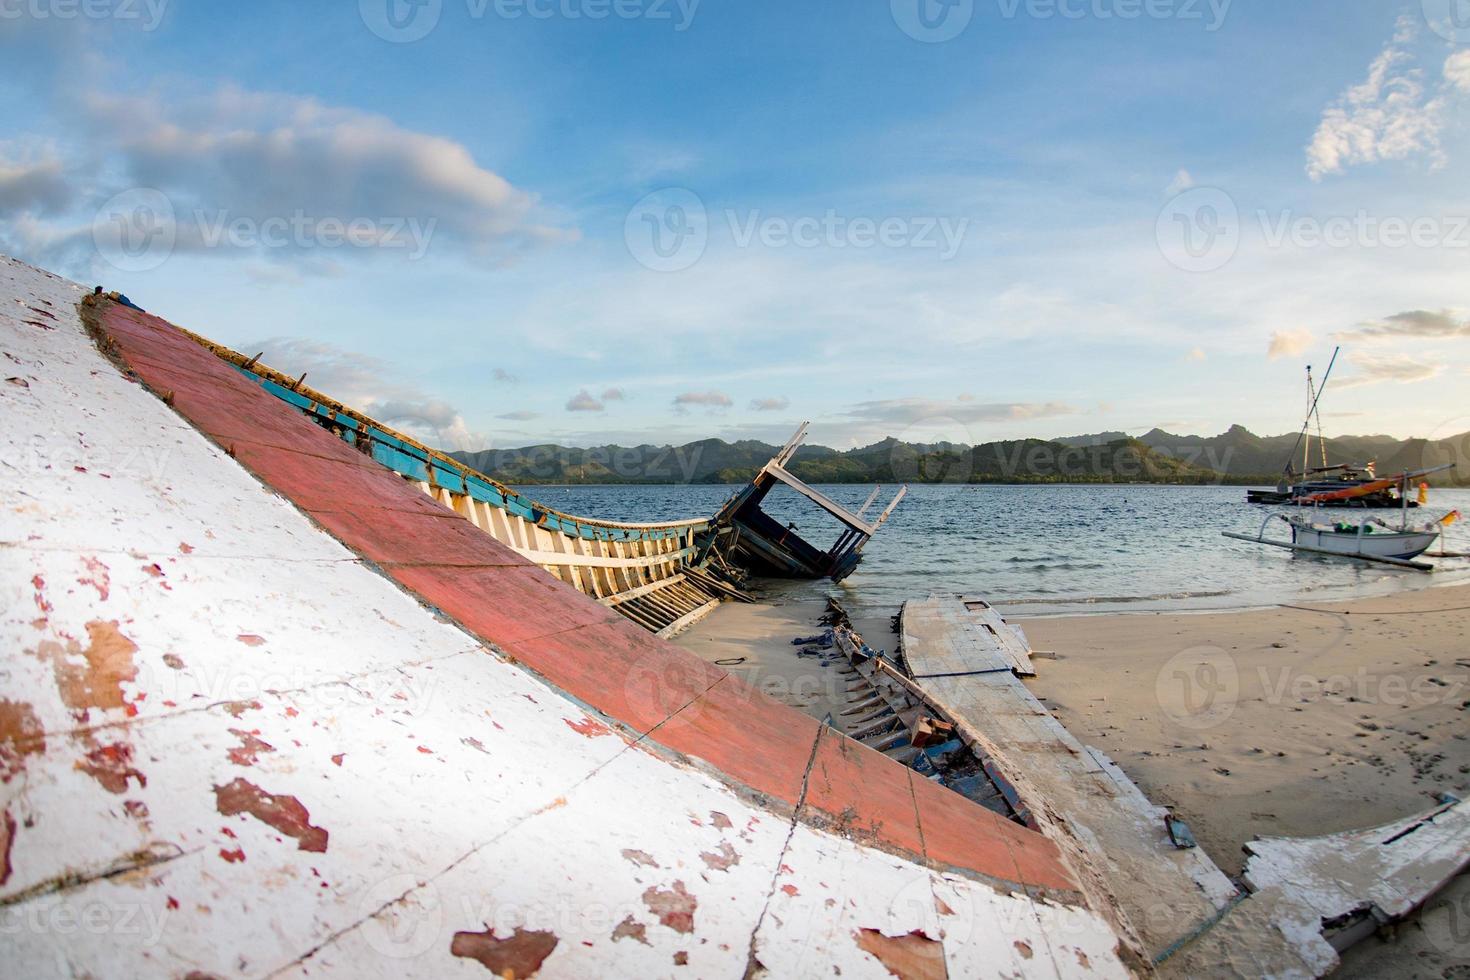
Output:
[1303,366,1313,476]
[1281,346,1341,483]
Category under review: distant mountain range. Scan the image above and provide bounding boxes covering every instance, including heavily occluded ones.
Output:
[450,426,1468,486]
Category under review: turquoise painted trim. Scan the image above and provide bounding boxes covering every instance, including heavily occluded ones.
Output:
[230,366,706,544]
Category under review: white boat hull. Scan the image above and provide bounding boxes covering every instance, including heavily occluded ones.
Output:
[1290,523,1439,561]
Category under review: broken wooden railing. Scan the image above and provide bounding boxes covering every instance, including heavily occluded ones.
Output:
[175,329,735,637]
[171,332,905,635]
[704,423,907,582]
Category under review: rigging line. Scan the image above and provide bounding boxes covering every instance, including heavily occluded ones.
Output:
[1280,345,1340,477]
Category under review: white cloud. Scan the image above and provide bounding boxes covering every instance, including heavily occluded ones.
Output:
[1337,350,1444,388]
[1447,50,1470,94]
[566,390,604,412]
[243,337,486,451]
[1305,22,1457,180]
[497,410,539,421]
[673,391,733,414]
[1185,347,1206,362]
[0,147,72,215]
[1337,309,1469,342]
[1164,169,1195,197]
[1267,329,1314,360]
[601,387,626,401]
[750,396,790,411]
[0,59,575,274]
[841,398,1078,427]
[493,368,519,383]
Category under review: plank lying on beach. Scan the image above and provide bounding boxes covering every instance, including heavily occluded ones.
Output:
[900,597,1249,963]
[900,596,1036,678]
[1161,798,1470,977]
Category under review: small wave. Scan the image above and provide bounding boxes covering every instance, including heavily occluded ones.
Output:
[996,590,1235,606]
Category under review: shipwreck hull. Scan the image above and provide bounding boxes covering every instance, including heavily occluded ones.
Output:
[0,254,1126,978]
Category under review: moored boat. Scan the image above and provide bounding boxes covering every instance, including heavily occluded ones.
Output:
[1286,518,1442,561]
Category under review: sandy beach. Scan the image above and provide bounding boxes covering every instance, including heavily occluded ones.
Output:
[676,583,1470,975]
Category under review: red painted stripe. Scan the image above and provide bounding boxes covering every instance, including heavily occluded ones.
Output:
[94,301,1080,896]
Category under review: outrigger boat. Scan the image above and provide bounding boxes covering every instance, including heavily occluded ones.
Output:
[1227,464,1459,570]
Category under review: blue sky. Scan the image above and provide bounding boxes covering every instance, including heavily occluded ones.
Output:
[2,1,1468,451]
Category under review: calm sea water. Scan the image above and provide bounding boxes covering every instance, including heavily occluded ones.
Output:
[514,483,1470,618]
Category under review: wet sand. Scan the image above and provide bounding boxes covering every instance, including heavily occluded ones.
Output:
[676,584,1470,975]
[673,599,900,725]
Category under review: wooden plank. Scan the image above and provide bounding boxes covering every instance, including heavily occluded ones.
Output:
[600,574,688,607]
[656,598,723,639]
[509,544,698,570]
[763,463,876,535]
[901,597,1240,962]
[961,599,1037,676]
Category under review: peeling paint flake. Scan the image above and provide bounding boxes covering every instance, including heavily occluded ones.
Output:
[227,729,276,767]
[450,927,558,977]
[699,842,740,872]
[621,848,660,869]
[214,778,328,853]
[854,929,946,980]
[611,916,649,946]
[0,699,45,781]
[642,881,696,934]
[37,620,140,720]
[564,716,611,739]
[1,807,15,885]
[76,741,146,794]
